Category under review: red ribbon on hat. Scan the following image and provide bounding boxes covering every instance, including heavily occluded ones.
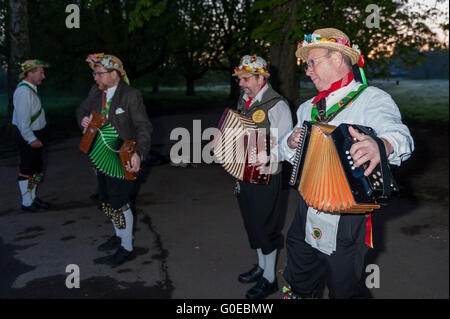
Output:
[358,54,365,68]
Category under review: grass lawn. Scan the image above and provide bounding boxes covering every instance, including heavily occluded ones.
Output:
[299,79,449,122]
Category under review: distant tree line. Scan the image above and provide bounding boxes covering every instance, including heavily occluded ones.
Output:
[0,0,448,116]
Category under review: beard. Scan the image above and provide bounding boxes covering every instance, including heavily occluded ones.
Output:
[96,82,107,91]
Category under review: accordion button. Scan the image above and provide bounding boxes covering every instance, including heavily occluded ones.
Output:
[345,150,350,154]
[349,161,353,165]
[351,166,355,170]
[347,156,352,160]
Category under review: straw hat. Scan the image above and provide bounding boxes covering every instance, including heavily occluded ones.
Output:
[19,59,50,79]
[295,28,361,65]
[85,53,130,85]
[232,55,270,78]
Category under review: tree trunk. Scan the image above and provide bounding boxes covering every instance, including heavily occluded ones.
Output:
[186,77,195,96]
[7,0,30,120]
[268,1,299,114]
[229,73,240,100]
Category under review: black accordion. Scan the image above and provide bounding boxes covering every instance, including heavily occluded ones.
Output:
[289,121,398,213]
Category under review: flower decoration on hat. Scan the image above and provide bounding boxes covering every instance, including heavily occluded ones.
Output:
[85,53,130,85]
[20,60,50,73]
[295,28,367,85]
[19,59,50,79]
[233,54,270,78]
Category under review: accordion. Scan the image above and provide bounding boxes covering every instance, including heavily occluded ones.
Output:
[78,110,138,181]
[289,121,398,213]
[212,108,271,184]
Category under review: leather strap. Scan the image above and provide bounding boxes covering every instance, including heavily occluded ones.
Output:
[352,125,393,199]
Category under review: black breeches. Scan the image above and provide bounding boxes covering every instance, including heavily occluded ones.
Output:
[13,125,46,177]
[97,171,134,209]
[236,173,286,254]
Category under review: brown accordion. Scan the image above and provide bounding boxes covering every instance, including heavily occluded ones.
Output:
[78,110,109,154]
[119,140,138,181]
[289,121,398,214]
[212,108,271,184]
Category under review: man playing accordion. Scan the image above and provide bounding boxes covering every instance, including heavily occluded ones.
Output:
[232,55,293,299]
[76,53,152,267]
[280,28,414,299]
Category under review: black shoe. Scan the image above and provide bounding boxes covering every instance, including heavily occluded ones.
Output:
[238,264,264,283]
[246,277,278,299]
[21,203,44,213]
[97,236,121,251]
[33,197,49,209]
[102,246,136,267]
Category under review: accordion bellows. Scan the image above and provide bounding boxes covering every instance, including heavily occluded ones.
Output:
[289,122,396,213]
[213,108,271,184]
[78,110,137,181]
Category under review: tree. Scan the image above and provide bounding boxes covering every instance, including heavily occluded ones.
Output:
[169,0,219,95]
[251,0,446,108]
[210,0,258,99]
[6,0,30,120]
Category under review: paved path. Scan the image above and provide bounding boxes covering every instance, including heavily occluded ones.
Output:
[0,108,448,299]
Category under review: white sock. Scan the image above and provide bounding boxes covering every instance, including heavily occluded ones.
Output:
[119,208,134,252]
[31,185,37,201]
[262,249,277,283]
[257,248,265,269]
[112,221,120,237]
[18,180,33,206]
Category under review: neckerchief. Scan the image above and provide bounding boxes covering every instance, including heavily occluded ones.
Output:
[245,82,267,109]
[311,84,368,123]
[312,71,354,104]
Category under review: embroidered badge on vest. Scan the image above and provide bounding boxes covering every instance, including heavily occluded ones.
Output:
[312,228,322,239]
[252,110,266,123]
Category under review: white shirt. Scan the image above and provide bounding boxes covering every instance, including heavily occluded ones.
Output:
[280,80,414,165]
[12,80,46,143]
[242,83,293,143]
[105,85,117,104]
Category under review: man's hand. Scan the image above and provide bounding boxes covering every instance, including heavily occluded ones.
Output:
[348,126,382,176]
[29,139,43,148]
[81,116,92,129]
[127,152,141,173]
[287,127,303,149]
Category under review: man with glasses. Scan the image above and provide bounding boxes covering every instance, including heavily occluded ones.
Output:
[232,55,292,299]
[76,53,152,267]
[280,28,414,298]
[12,59,50,212]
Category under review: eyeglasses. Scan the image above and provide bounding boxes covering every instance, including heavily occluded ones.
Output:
[92,70,113,77]
[304,53,331,71]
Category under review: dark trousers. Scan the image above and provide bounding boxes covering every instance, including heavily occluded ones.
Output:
[13,125,46,177]
[97,171,134,209]
[283,198,370,299]
[236,173,286,254]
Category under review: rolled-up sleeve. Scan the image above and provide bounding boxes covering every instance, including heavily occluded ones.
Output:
[363,90,414,166]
